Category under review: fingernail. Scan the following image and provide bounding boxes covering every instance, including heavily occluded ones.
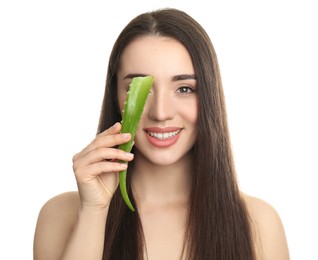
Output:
[125,152,134,158]
[112,122,119,128]
[122,133,130,139]
[120,163,128,168]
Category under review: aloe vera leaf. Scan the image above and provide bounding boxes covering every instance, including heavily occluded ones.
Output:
[118,76,153,211]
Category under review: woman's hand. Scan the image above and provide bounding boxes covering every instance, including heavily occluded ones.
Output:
[72,122,134,210]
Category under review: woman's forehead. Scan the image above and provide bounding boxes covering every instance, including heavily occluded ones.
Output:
[118,36,194,79]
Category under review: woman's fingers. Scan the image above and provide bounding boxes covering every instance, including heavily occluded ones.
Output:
[73,147,134,172]
[99,122,121,136]
[75,160,128,181]
[73,123,131,162]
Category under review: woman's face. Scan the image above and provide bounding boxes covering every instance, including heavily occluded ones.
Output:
[117,36,197,166]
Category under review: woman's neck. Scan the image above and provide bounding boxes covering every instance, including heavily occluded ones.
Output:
[131,151,192,208]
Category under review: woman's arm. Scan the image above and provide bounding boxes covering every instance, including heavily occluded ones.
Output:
[33,192,107,260]
[34,123,134,260]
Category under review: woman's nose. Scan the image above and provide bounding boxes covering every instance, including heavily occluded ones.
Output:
[147,90,175,122]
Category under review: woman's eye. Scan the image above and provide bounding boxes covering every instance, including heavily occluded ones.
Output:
[177,86,195,94]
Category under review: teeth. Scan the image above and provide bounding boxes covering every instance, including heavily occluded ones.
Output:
[147,130,180,140]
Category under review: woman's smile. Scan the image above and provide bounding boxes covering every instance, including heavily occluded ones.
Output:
[144,127,182,148]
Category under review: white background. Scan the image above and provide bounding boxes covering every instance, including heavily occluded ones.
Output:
[0,0,317,259]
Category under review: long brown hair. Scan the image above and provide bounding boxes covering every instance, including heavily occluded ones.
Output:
[98,8,256,260]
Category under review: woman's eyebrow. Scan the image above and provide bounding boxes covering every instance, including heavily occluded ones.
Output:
[172,74,196,81]
[123,73,196,81]
[123,73,148,79]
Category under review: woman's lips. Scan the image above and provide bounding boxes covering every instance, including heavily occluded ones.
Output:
[144,127,182,148]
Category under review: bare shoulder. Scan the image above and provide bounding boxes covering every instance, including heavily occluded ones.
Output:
[34,191,80,260]
[38,191,80,214]
[242,193,290,260]
[35,191,80,227]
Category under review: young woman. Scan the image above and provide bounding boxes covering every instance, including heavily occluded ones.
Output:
[33,8,289,260]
